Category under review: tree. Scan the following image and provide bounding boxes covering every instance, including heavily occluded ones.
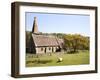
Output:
[26,31,33,53]
[63,34,89,53]
[63,34,73,52]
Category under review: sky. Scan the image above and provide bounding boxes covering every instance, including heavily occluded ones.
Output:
[25,12,90,36]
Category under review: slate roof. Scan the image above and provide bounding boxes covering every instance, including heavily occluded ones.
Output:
[32,34,63,47]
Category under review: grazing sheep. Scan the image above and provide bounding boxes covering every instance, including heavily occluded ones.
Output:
[57,57,63,62]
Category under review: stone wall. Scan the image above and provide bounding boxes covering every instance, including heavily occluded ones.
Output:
[36,46,59,54]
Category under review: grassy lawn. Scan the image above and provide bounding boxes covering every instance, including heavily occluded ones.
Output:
[26,50,89,67]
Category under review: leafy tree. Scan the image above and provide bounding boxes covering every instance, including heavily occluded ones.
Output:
[63,34,89,53]
[26,31,32,53]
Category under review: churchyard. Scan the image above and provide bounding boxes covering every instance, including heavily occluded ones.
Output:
[26,50,89,67]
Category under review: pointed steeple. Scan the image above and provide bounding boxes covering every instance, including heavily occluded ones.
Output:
[32,17,38,33]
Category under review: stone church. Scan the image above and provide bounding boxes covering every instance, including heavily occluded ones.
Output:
[26,17,64,54]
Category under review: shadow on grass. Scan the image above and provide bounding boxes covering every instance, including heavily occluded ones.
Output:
[56,61,63,63]
[67,51,79,54]
[26,59,52,64]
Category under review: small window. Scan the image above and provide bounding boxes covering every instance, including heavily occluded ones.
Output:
[49,47,51,50]
[41,48,43,51]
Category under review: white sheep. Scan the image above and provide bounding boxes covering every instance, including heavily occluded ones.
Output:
[57,57,63,62]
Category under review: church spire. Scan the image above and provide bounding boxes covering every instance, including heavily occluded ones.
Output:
[32,17,38,33]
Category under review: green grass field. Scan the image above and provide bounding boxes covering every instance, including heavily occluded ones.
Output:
[26,50,89,67]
